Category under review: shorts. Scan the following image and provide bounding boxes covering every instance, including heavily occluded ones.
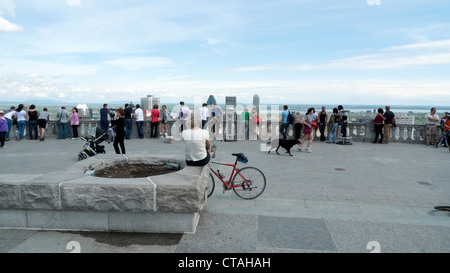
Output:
[302,126,312,135]
[186,152,210,167]
[38,119,47,128]
[426,124,437,135]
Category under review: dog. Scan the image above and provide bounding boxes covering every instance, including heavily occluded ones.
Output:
[267,138,300,156]
[163,135,174,144]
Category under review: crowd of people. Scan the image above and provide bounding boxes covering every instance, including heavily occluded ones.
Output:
[1,102,449,155]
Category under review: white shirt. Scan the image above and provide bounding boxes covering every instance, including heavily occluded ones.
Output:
[15,110,27,121]
[135,108,144,121]
[4,111,15,120]
[199,107,209,121]
[180,106,190,121]
[182,129,209,161]
[425,113,439,125]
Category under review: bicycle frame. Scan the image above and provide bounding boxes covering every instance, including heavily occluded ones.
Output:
[210,159,247,190]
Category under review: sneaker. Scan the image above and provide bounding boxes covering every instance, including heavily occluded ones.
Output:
[297,147,302,152]
[210,144,217,158]
[0,146,6,148]
[305,148,312,153]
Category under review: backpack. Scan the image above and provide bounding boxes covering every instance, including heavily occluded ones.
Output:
[288,111,294,125]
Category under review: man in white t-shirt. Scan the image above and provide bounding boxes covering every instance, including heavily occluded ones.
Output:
[199,103,209,129]
[182,113,216,166]
[425,107,439,146]
[134,104,144,139]
[178,101,190,132]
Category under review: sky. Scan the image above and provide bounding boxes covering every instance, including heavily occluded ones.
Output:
[1,0,450,106]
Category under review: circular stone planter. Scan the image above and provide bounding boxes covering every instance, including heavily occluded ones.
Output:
[0,154,211,233]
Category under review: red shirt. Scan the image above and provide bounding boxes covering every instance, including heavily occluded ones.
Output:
[151,109,160,123]
[374,114,384,124]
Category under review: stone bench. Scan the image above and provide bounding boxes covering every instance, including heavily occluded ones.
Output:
[0,155,210,233]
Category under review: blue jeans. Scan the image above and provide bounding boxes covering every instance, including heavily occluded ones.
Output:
[136,121,144,139]
[6,119,12,139]
[17,120,26,140]
[280,123,289,139]
[58,122,69,139]
[329,123,338,142]
[125,119,132,139]
[28,120,38,139]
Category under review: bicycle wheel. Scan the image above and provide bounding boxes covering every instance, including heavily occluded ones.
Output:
[232,167,266,200]
[206,173,215,198]
[436,134,444,148]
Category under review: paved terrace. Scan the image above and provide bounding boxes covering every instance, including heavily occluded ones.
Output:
[0,138,449,253]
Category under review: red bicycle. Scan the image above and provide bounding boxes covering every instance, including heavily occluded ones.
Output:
[207,153,266,200]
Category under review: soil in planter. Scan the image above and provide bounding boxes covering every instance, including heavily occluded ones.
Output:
[95,163,178,178]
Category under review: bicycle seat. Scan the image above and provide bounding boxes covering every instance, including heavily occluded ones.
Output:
[232,153,245,158]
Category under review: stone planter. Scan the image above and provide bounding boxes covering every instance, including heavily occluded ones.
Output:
[0,155,210,233]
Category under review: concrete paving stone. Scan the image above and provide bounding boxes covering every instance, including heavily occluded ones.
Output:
[175,213,257,253]
[257,216,337,251]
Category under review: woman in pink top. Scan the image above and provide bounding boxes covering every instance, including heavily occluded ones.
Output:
[372,108,386,144]
[150,104,160,139]
[71,107,79,139]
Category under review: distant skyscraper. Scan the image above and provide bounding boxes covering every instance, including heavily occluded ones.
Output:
[141,95,160,111]
[207,95,217,105]
[253,94,260,113]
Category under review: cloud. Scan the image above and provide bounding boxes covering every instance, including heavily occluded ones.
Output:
[103,57,175,71]
[0,16,24,32]
[66,0,81,6]
[231,39,450,72]
[0,0,16,16]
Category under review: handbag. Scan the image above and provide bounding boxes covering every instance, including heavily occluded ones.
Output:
[392,118,396,127]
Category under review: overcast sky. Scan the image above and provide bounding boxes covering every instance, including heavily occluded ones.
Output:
[1,0,450,105]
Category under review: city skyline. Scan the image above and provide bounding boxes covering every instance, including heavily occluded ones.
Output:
[1,0,450,105]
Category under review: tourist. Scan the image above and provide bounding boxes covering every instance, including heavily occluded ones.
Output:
[124,103,133,139]
[4,106,15,141]
[199,103,209,129]
[38,108,50,141]
[135,104,144,139]
[0,111,7,148]
[280,105,289,140]
[70,107,79,140]
[293,111,303,140]
[100,104,109,131]
[337,105,348,137]
[241,108,249,140]
[440,112,450,147]
[178,101,190,132]
[56,106,70,140]
[317,106,328,142]
[211,103,222,137]
[112,108,126,154]
[425,107,439,146]
[327,108,340,143]
[383,106,395,144]
[27,104,39,140]
[161,105,169,138]
[372,108,386,143]
[297,108,315,153]
[14,104,27,141]
[150,104,160,139]
[182,113,216,166]
[249,107,259,140]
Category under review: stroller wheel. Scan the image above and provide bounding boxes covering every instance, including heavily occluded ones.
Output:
[78,152,88,161]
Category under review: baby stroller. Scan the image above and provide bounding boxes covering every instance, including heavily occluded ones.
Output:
[78,127,114,161]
